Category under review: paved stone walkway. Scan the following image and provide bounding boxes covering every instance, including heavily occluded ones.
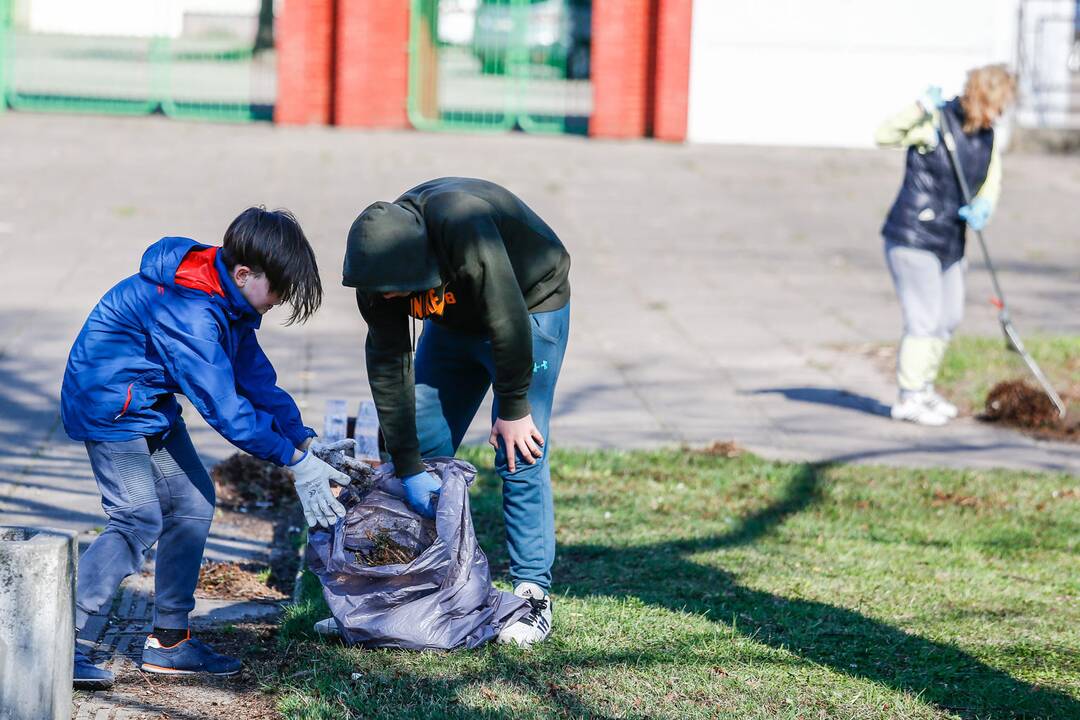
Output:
[74,577,158,720]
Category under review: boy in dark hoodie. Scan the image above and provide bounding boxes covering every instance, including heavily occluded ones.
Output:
[342,178,570,647]
[62,208,350,686]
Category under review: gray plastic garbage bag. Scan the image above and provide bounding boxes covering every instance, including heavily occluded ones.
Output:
[306,457,531,650]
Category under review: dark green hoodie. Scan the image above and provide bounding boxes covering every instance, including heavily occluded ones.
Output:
[343,177,571,476]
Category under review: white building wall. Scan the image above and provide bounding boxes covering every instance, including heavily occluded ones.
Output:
[687,0,1023,147]
[1014,0,1076,129]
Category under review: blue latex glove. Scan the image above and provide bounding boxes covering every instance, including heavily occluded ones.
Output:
[401,470,442,519]
[958,197,991,231]
[918,85,944,114]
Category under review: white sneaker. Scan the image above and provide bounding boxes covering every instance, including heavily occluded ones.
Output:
[923,389,958,419]
[313,617,340,638]
[891,393,950,426]
[497,583,552,647]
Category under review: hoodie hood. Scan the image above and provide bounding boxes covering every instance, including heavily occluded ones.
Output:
[138,236,260,324]
[342,201,442,293]
[139,236,205,286]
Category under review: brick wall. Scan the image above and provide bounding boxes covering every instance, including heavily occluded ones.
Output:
[590,0,654,139]
[653,0,693,141]
[334,0,411,128]
[275,0,335,125]
[274,0,694,139]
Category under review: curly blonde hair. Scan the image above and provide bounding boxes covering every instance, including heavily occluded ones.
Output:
[960,64,1016,133]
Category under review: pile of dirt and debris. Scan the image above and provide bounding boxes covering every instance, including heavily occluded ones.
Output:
[354,528,427,567]
[340,486,438,568]
[983,380,1061,427]
[211,440,378,513]
[211,453,295,512]
[699,440,744,458]
[196,561,289,601]
[980,379,1079,442]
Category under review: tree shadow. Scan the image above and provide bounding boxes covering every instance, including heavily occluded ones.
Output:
[471,462,1078,719]
[749,386,892,417]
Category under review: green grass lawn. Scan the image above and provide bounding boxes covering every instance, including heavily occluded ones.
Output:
[935,335,1080,414]
[264,447,1079,719]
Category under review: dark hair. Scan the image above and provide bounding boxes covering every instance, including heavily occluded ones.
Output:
[222,207,322,324]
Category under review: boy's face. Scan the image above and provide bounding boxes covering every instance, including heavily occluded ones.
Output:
[233,265,282,315]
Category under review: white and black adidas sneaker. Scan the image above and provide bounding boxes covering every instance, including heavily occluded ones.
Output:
[497,582,552,647]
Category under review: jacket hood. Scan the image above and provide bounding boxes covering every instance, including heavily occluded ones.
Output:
[342,201,442,293]
[138,236,260,324]
[139,236,205,286]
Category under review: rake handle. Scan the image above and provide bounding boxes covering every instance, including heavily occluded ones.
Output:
[937,110,1067,419]
[937,110,1010,314]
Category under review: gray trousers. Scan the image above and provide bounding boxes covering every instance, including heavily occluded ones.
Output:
[76,421,215,632]
[884,241,966,394]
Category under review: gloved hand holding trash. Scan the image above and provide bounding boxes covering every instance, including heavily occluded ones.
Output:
[288,450,351,528]
[401,470,442,519]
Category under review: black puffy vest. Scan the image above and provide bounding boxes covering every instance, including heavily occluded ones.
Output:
[881,100,994,267]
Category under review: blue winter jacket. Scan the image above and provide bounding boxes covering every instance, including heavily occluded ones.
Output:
[61,237,314,466]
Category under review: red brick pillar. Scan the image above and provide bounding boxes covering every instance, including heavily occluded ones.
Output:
[652,0,693,142]
[334,0,411,128]
[589,0,654,139]
[275,0,336,125]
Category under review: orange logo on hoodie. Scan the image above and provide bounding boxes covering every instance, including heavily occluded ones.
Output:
[410,287,456,318]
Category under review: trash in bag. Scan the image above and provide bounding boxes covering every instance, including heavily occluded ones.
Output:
[306,456,531,650]
[339,483,436,568]
[310,438,378,493]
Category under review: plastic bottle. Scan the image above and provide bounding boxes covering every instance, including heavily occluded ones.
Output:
[354,400,381,463]
[323,398,348,443]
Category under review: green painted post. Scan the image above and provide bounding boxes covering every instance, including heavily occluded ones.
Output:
[406,0,587,135]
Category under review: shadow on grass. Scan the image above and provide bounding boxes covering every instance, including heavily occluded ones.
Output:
[286,460,1077,718]
[282,585,626,719]
[482,461,1076,720]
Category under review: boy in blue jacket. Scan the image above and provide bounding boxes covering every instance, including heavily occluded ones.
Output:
[62,208,349,686]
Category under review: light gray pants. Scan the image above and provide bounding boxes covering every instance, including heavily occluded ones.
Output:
[884,241,966,395]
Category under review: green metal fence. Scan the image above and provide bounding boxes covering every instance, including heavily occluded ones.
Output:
[0,0,9,113]
[0,3,272,122]
[0,0,9,114]
[160,40,268,123]
[408,0,592,134]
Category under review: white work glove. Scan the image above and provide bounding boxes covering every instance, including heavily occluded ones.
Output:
[289,451,351,528]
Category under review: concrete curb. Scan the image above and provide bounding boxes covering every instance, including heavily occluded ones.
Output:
[0,526,77,720]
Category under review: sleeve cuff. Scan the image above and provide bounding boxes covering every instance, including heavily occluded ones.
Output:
[392,449,425,478]
[271,435,297,467]
[496,394,531,422]
[287,425,317,448]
